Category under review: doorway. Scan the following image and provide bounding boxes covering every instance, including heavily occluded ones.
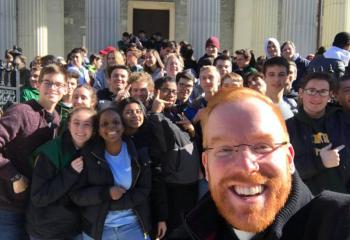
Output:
[127,1,175,40]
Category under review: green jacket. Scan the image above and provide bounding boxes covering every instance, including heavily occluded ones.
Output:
[34,131,79,170]
[20,87,39,102]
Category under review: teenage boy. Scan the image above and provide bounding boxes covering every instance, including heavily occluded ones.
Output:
[0,64,67,239]
[20,67,42,102]
[128,72,154,110]
[214,55,232,78]
[56,71,79,122]
[67,48,91,85]
[185,66,221,122]
[263,57,297,120]
[175,70,195,113]
[97,65,130,110]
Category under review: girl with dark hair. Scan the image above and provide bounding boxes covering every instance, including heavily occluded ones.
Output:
[118,98,148,146]
[143,49,165,81]
[71,107,151,240]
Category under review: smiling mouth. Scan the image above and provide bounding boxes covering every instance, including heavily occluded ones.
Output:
[231,185,265,197]
[107,131,117,135]
[75,133,86,137]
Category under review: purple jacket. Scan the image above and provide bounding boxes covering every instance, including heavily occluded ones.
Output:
[0,100,60,212]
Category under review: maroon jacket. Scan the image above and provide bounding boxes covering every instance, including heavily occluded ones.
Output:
[0,100,60,212]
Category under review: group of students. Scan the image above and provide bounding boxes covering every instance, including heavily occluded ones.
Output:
[1,30,350,240]
[0,57,202,239]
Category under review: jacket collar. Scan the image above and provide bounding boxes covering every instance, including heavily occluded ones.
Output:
[87,136,140,187]
[185,173,313,240]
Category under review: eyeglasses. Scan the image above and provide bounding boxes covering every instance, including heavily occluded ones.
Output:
[204,142,288,160]
[303,88,330,97]
[160,88,178,95]
[41,80,66,89]
[178,82,194,89]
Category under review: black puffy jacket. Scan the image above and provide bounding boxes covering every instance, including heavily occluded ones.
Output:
[70,136,152,240]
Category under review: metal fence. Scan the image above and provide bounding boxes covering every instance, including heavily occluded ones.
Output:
[0,60,20,113]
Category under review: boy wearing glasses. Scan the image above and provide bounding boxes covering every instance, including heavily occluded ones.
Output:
[149,76,200,240]
[286,72,350,195]
[0,64,67,239]
[185,87,350,239]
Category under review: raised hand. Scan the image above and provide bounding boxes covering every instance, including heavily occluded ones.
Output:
[320,144,345,168]
[151,90,172,113]
[71,156,84,173]
[176,113,195,136]
[115,84,131,102]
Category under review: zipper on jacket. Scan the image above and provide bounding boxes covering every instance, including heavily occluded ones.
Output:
[91,151,107,164]
[91,145,146,239]
[132,157,141,188]
[134,208,148,239]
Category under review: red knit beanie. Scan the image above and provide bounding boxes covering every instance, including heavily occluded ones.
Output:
[205,36,220,49]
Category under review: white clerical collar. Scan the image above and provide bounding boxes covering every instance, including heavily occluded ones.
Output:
[233,228,255,240]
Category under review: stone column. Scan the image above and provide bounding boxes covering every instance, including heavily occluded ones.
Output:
[0,0,17,58]
[18,0,48,61]
[47,0,64,57]
[321,0,350,48]
[251,0,279,56]
[233,0,279,56]
[85,0,121,54]
[188,0,220,59]
[280,0,318,57]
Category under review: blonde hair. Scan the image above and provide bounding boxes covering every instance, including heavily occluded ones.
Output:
[106,50,125,66]
[199,65,220,80]
[221,72,243,87]
[164,53,184,69]
[128,72,154,91]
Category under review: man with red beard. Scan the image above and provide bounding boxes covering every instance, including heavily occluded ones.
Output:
[185,87,350,239]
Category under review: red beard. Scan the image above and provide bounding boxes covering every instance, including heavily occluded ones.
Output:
[209,170,292,233]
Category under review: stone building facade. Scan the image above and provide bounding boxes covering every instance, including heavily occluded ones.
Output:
[0,0,349,63]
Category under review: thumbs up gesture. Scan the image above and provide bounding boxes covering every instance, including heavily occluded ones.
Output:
[320,144,345,168]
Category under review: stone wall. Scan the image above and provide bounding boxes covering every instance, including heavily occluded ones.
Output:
[220,0,234,54]
[64,0,85,55]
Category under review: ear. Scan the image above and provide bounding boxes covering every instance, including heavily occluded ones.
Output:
[202,152,209,181]
[286,143,295,174]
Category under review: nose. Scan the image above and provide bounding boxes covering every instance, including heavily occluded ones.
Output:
[77,123,84,131]
[234,148,259,174]
[76,97,82,103]
[205,78,211,83]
